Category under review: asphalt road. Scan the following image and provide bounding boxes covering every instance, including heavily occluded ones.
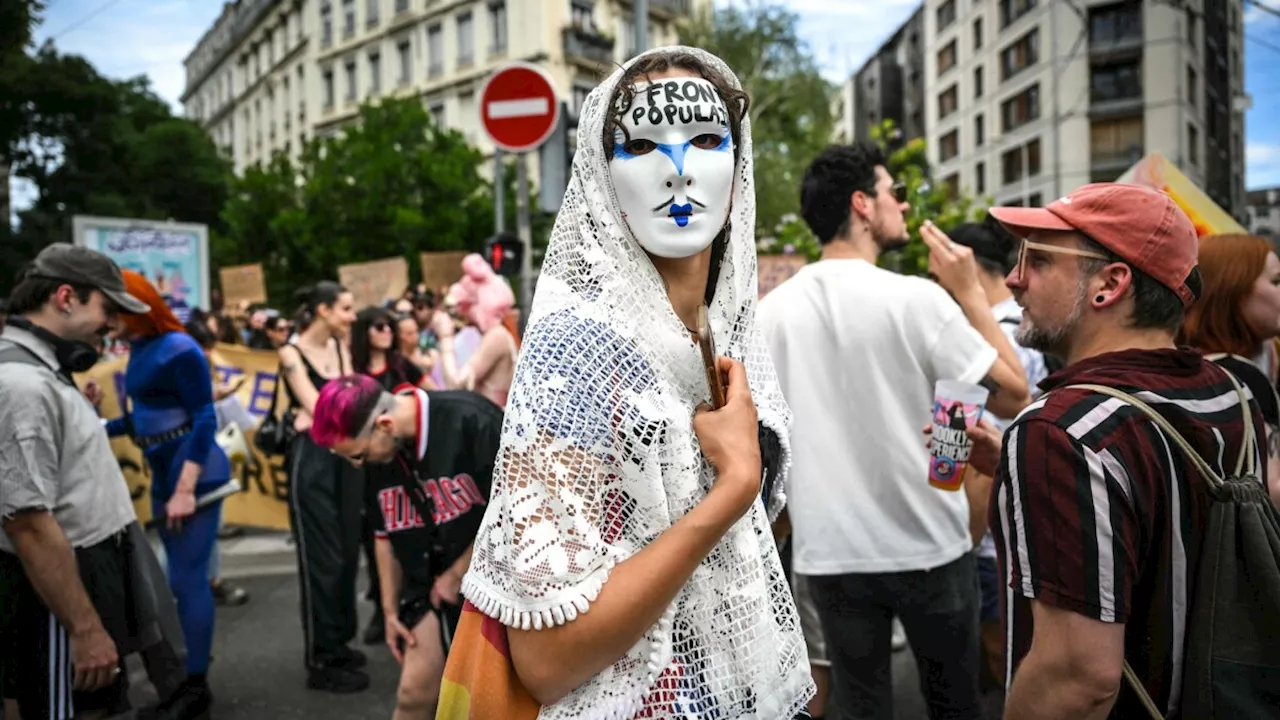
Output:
[2,570,999,719]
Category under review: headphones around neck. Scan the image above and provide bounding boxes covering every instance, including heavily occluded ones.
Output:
[6,316,102,375]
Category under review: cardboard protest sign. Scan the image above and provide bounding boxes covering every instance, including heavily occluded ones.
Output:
[219,263,268,305]
[758,255,807,299]
[338,256,410,309]
[420,251,470,293]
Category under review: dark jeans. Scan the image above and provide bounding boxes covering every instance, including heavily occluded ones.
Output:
[809,552,983,720]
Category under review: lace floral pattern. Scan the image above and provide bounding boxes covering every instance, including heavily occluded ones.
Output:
[461,46,813,719]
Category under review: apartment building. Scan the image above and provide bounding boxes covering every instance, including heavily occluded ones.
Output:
[1248,186,1280,237]
[834,7,926,145]
[923,0,1246,217]
[183,0,702,175]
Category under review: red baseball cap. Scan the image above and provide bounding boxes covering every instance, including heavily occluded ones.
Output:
[989,183,1200,306]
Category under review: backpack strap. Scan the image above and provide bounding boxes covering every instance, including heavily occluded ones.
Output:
[1063,374,1258,720]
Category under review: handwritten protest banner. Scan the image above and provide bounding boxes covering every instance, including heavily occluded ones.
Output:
[420,251,469,293]
[81,343,291,530]
[339,256,410,309]
[219,263,268,305]
[758,255,807,299]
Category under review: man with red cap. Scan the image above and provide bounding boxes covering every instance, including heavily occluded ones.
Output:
[977,183,1266,719]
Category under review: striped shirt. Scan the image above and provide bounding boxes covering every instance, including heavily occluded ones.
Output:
[991,348,1265,718]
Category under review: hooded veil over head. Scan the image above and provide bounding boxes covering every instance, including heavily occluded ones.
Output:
[462,46,812,719]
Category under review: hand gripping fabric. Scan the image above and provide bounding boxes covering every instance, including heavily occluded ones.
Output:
[460,46,814,719]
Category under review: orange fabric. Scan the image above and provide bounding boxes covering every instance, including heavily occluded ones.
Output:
[437,600,540,720]
[119,270,186,338]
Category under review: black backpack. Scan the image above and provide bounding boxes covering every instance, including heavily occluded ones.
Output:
[1067,372,1280,719]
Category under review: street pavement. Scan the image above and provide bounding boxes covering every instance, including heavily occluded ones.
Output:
[1,531,999,719]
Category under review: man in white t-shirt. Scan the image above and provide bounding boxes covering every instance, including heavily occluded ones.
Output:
[759,143,1031,720]
[948,219,1050,693]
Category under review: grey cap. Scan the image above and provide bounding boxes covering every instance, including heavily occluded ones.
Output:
[28,243,150,314]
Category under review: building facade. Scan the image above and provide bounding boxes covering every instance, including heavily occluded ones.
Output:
[183,0,702,175]
[923,0,1246,217]
[1248,187,1280,238]
[835,7,926,146]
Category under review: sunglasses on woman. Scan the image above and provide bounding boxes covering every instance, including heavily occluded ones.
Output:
[371,322,391,332]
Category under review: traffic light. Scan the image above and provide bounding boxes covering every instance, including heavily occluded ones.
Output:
[485,232,522,277]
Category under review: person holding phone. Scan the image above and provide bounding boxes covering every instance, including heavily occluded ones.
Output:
[309,375,501,719]
[444,47,813,719]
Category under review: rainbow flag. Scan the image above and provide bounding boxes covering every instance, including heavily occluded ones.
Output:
[437,600,542,720]
[1116,153,1247,238]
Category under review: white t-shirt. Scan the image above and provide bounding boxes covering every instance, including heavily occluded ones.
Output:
[759,259,998,574]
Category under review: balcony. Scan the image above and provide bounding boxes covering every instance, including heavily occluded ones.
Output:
[563,26,615,66]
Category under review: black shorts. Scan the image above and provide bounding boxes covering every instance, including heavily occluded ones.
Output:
[397,578,462,654]
[0,531,132,718]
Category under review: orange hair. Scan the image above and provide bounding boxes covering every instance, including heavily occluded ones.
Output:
[120,270,187,338]
[1178,234,1272,358]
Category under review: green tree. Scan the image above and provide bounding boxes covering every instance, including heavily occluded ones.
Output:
[678,4,834,236]
[756,119,986,273]
[2,42,232,297]
[218,97,543,305]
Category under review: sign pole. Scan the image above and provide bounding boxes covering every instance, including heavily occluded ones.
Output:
[494,149,506,234]
[516,152,533,321]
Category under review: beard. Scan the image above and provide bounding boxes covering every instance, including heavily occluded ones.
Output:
[871,217,910,253]
[1015,280,1087,356]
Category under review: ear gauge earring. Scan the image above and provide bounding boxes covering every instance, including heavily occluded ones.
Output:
[1095,295,1106,304]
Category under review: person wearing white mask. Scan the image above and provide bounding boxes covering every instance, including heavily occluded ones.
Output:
[455,47,814,719]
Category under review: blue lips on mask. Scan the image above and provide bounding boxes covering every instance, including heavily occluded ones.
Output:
[668,203,693,227]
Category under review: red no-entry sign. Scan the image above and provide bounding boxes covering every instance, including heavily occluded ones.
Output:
[479,63,561,153]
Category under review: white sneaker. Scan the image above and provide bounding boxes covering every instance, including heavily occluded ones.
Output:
[891,618,907,652]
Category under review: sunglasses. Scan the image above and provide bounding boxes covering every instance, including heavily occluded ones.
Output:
[1015,239,1109,282]
[890,181,908,204]
[371,322,392,332]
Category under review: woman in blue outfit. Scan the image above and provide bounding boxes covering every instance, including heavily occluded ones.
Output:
[106,270,225,720]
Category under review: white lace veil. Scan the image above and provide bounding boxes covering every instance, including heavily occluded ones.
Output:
[462,46,810,719]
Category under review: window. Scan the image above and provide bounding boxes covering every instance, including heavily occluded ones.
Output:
[1000,29,1038,81]
[619,15,636,59]
[999,0,1035,29]
[974,65,984,98]
[1001,139,1041,184]
[1188,123,1199,166]
[1090,61,1141,102]
[572,84,592,114]
[1089,1,1141,45]
[937,40,957,75]
[976,162,986,194]
[1028,192,1043,207]
[398,41,411,85]
[571,1,594,31]
[1186,65,1197,108]
[940,129,959,161]
[1001,83,1040,131]
[939,85,958,119]
[458,90,475,135]
[489,2,507,55]
[1090,116,1143,163]
[427,24,443,75]
[937,0,956,31]
[345,60,356,100]
[973,17,983,50]
[368,52,381,95]
[975,113,985,146]
[457,12,474,66]
[429,101,445,127]
[1186,8,1196,47]
[323,69,335,107]
[366,0,379,27]
[395,0,409,12]
[342,0,355,38]
[941,172,960,199]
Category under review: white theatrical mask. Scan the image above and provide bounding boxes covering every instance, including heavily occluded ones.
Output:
[608,77,735,259]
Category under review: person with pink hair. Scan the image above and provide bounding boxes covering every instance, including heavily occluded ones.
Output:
[430,254,518,408]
